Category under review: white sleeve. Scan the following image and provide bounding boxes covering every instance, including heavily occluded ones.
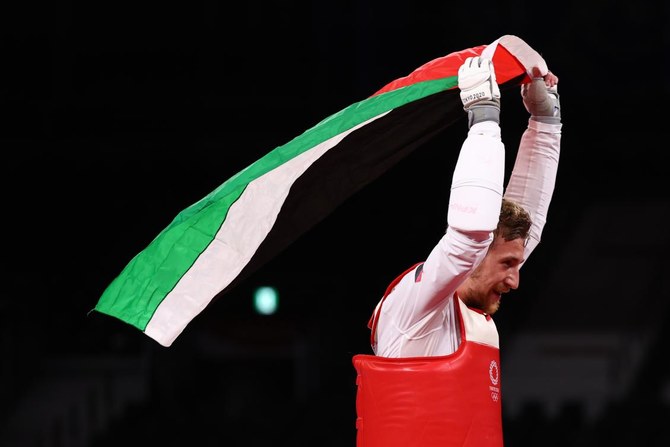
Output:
[410,226,492,318]
[504,118,562,264]
[373,227,489,357]
[448,121,505,235]
[385,121,504,326]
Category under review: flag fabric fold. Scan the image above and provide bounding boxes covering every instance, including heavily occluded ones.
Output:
[93,35,547,347]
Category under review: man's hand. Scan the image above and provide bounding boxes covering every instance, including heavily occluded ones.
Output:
[521,67,561,123]
[458,56,501,110]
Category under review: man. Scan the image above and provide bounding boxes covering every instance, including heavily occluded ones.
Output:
[352,56,562,447]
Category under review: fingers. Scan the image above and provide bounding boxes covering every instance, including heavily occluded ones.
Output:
[545,71,558,87]
[529,66,559,87]
[461,56,493,70]
[464,56,485,68]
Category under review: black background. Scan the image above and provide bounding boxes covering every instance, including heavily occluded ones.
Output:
[2,1,669,446]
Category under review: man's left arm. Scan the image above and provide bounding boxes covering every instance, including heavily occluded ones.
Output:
[504,73,562,262]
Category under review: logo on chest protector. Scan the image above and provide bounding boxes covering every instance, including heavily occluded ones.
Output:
[489,360,500,402]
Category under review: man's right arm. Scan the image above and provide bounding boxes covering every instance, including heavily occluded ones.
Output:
[387,57,506,323]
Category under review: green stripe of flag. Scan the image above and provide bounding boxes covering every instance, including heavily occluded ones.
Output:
[94,76,458,331]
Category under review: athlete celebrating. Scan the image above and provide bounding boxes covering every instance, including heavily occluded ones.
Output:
[353,55,562,447]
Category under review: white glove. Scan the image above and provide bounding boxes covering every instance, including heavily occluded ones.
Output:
[458,56,501,110]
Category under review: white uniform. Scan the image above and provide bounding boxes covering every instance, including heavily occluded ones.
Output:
[374,118,562,358]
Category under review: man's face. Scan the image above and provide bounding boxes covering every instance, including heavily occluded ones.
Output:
[460,236,526,315]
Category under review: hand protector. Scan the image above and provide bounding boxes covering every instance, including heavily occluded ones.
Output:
[521,77,561,123]
[458,57,501,110]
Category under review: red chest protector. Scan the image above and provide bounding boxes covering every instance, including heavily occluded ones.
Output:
[352,265,503,447]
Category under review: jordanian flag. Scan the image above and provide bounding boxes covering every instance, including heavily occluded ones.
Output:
[93,35,549,347]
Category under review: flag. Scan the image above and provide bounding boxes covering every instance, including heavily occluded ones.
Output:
[93,34,548,347]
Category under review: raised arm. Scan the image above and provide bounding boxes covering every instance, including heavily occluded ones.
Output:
[504,68,562,264]
[390,57,507,321]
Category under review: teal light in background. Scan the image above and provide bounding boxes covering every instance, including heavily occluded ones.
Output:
[253,286,279,315]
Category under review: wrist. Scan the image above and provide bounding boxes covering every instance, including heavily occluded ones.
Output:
[468,101,500,127]
[530,115,561,125]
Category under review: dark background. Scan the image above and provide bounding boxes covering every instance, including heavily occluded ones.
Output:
[2,1,669,446]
